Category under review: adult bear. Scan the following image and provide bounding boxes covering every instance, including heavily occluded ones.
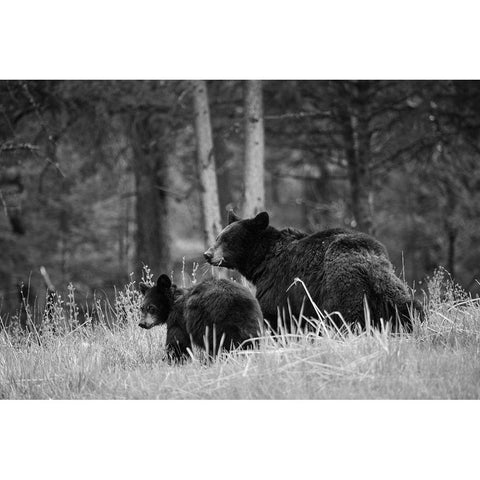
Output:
[204,210,423,332]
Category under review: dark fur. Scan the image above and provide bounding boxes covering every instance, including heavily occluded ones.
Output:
[204,211,424,332]
[139,275,262,362]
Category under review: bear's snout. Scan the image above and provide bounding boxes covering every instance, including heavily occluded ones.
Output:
[204,248,214,261]
[138,321,153,329]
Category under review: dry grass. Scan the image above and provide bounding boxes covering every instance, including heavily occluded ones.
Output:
[1,267,479,399]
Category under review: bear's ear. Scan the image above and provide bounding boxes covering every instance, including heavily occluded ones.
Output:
[157,274,172,290]
[248,211,269,232]
[139,282,149,295]
[227,209,241,225]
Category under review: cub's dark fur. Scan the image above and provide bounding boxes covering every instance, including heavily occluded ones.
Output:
[204,211,423,332]
[139,275,262,362]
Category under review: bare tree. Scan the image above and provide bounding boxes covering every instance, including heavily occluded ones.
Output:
[192,80,222,246]
[242,80,265,217]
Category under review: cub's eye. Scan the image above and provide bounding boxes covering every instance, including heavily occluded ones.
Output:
[147,305,157,315]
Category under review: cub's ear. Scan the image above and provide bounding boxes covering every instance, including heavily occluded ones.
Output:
[139,282,149,295]
[227,209,241,225]
[157,274,172,290]
[248,211,269,232]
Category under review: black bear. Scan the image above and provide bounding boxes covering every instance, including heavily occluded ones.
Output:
[138,275,263,362]
[204,210,423,332]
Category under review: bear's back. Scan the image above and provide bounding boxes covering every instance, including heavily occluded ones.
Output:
[295,228,387,254]
[254,227,398,328]
[267,228,361,279]
[183,279,262,349]
[186,278,255,306]
[275,227,389,268]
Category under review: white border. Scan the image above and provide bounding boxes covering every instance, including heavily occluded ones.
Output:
[2,1,480,79]
[1,401,478,479]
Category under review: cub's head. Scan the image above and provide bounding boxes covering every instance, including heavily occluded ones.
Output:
[138,274,174,329]
[204,210,270,270]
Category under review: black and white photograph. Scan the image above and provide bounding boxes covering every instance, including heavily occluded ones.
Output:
[2,78,479,400]
[1,1,479,479]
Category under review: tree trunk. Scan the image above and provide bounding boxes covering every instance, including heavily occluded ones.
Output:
[444,174,458,278]
[192,80,223,246]
[213,132,234,225]
[0,167,25,235]
[304,157,334,230]
[129,113,171,279]
[344,82,374,234]
[242,80,265,217]
[446,230,456,278]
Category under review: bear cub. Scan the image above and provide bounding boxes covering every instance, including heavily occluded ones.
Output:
[139,275,262,362]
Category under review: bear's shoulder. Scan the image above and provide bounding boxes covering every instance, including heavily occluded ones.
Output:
[279,227,308,240]
[305,228,352,242]
[285,228,350,247]
[267,227,351,254]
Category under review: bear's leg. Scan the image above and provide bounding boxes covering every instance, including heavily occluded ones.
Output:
[322,269,370,329]
[164,325,192,363]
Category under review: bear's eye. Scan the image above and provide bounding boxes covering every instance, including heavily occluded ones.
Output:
[147,305,157,315]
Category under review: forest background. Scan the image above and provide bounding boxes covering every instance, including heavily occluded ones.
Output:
[1,80,480,320]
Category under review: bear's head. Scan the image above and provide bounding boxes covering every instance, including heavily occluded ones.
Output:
[138,274,174,329]
[203,210,270,270]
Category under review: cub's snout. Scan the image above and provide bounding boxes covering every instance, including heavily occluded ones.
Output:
[138,316,156,329]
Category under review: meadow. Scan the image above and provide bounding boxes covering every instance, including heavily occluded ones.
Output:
[1,267,479,400]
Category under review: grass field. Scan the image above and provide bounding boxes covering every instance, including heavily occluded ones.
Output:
[1,268,479,399]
